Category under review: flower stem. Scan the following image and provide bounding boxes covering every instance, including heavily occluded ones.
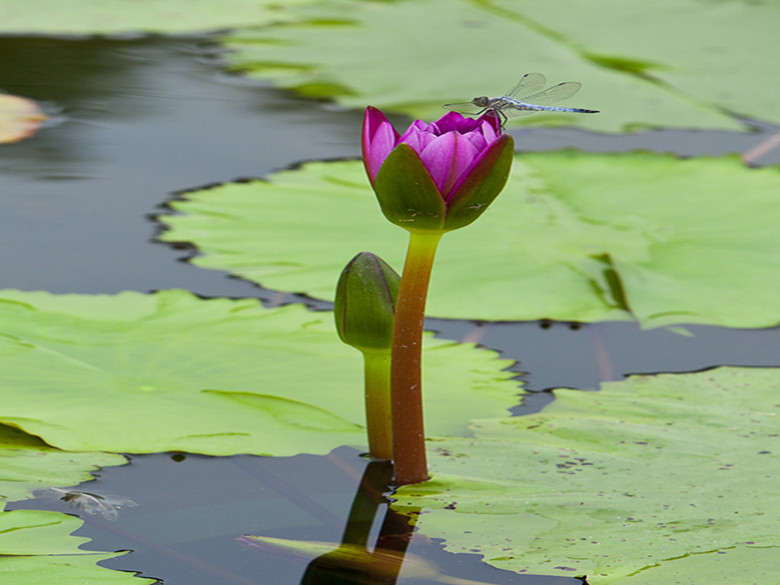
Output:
[363,351,393,460]
[391,229,443,486]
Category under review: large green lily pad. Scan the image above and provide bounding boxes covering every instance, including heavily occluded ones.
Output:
[160,152,780,328]
[0,0,313,34]
[0,289,519,455]
[220,0,779,132]
[393,366,780,584]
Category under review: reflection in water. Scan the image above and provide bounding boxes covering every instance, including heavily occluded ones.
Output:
[241,459,415,585]
[239,459,582,585]
[8,449,586,585]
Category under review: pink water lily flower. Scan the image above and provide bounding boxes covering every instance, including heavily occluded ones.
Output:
[362,107,514,232]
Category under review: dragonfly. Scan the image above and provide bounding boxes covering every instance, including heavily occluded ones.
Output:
[443,73,598,128]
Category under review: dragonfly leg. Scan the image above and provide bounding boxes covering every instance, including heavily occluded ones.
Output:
[489,108,507,130]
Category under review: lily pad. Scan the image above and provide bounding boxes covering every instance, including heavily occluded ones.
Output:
[159,153,780,328]
[0,0,313,34]
[0,553,149,585]
[0,94,47,144]
[0,510,149,584]
[220,0,779,132]
[393,366,780,584]
[0,424,125,507]
[0,425,144,584]
[0,289,520,455]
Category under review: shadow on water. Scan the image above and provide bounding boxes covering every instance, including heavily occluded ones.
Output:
[8,447,584,585]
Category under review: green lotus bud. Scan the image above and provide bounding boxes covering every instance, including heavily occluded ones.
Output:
[335,252,400,353]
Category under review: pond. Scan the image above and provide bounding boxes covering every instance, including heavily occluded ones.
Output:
[3,33,780,585]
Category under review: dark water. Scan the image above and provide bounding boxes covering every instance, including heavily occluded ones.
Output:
[9,448,581,585]
[3,34,780,585]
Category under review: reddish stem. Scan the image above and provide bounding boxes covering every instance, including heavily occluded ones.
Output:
[390,230,442,486]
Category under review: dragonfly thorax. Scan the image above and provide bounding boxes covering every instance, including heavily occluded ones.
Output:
[471,96,491,107]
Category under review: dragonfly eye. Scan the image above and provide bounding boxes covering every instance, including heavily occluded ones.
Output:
[471,96,490,107]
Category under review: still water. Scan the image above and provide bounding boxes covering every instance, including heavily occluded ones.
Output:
[3,34,780,585]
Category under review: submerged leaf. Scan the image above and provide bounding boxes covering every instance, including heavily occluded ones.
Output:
[239,535,517,585]
[35,487,137,521]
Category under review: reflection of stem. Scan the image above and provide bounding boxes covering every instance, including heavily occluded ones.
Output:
[340,459,393,547]
[391,230,443,486]
[245,460,518,585]
[363,351,393,460]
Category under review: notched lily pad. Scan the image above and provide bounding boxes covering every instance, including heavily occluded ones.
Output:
[0,510,149,584]
[393,366,780,584]
[0,424,144,584]
[0,289,520,456]
[160,152,780,328]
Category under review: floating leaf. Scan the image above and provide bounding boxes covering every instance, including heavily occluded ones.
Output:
[160,153,780,328]
[0,289,520,455]
[0,510,151,584]
[219,0,779,132]
[0,424,125,507]
[0,94,47,143]
[393,366,780,584]
[0,425,145,584]
[0,553,150,585]
[0,0,314,34]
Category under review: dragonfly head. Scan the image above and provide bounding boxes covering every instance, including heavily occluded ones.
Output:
[471,96,490,108]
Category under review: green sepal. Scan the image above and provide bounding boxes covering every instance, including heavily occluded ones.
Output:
[443,134,515,231]
[371,144,447,232]
[334,252,400,352]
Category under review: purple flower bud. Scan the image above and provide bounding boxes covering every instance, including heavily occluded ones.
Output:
[362,107,514,232]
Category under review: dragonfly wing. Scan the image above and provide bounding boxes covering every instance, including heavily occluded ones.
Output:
[501,108,537,119]
[505,73,546,99]
[519,81,582,107]
[442,101,485,115]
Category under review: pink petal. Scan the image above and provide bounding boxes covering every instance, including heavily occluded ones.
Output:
[446,133,513,203]
[398,119,430,143]
[466,132,488,151]
[419,131,480,197]
[479,119,498,143]
[434,111,481,134]
[399,129,438,154]
[362,107,400,182]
